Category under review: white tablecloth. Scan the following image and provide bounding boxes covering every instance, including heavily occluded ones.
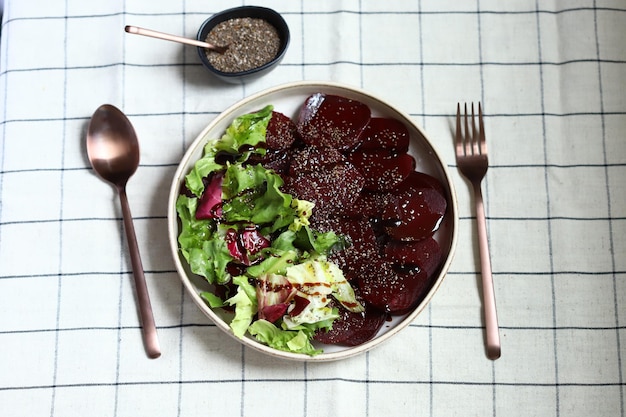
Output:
[1,1,625,416]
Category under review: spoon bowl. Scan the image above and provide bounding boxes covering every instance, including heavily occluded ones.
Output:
[87,105,139,186]
[87,104,161,359]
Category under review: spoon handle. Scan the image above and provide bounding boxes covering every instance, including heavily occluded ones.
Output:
[125,25,224,52]
[118,186,161,359]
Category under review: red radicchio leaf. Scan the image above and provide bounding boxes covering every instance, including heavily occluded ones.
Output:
[195,172,223,220]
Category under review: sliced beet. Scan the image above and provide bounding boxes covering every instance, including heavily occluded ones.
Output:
[297,93,371,151]
[343,191,398,219]
[288,145,346,176]
[360,117,410,152]
[266,111,299,151]
[285,162,364,220]
[382,171,447,241]
[255,149,292,175]
[195,172,223,219]
[384,237,443,279]
[412,170,446,195]
[324,219,380,282]
[314,303,386,346]
[357,261,431,315]
[289,295,310,317]
[348,150,416,191]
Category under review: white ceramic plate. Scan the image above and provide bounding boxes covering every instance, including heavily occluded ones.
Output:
[167,81,458,361]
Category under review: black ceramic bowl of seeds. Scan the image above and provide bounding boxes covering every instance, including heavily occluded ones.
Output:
[197,6,290,83]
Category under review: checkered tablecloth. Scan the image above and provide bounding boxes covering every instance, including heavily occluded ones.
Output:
[1,1,625,416]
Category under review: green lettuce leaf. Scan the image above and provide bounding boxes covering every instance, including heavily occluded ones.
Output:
[221,163,295,232]
[215,105,273,156]
[185,147,224,197]
[224,275,258,338]
[200,291,226,308]
[184,105,273,197]
[248,319,322,356]
[176,194,232,284]
[246,249,298,277]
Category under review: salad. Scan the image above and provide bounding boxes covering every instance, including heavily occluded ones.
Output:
[176,105,364,356]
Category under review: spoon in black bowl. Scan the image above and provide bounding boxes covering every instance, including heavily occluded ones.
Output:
[125,25,229,54]
[86,104,161,359]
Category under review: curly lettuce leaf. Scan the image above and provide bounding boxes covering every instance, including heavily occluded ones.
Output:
[221,163,295,232]
[176,194,232,284]
[248,319,322,356]
[185,105,273,197]
[185,147,224,197]
[224,275,258,338]
[285,258,363,320]
[216,105,273,152]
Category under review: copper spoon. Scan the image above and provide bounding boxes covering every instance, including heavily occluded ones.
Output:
[124,25,229,54]
[86,104,161,359]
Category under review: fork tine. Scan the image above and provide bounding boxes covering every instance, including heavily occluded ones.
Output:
[478,102,487,155]
[455,103,463,156]
[463,103,470,156]
[471,103,479,155]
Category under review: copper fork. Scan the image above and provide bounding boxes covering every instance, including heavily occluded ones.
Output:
[455,102,501,360]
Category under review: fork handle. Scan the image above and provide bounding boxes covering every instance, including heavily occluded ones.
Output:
[472,181,501,360]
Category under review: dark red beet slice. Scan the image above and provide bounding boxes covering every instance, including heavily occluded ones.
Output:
[323,219,380,282]
[297,93,371,151]
[360,117,410,152]
[314,303,386,346]
[265,111,299,151]
[196,172,223,219]
[384,237,443,279]
[256,149,292,175]
[289,295,310,317]
[412,170,446,195]
[382,171,447,241]
[348,150,416,191]
[343,191,398,219]
[358,261,431,315]
[285,162,364,220]
[289,146,346,176]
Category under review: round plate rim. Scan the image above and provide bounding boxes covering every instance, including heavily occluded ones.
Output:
[167,80,459,362]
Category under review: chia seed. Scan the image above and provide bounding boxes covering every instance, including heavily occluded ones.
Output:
[205,17,281,73]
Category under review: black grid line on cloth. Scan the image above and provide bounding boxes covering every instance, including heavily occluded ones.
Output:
[534,1,560,414]
[2,266,626,284]
[112,4,129,417]
[0,0,9,302]
[474,2,500,416]
[2,320,626,336]
[2,6,626,24]
[6,59,626,78]
[415,1,436,415]
[2,377,624,392]
[592,1,625,415]
[355,2,374,416]
[3,111,626,130]
[49,1,69,415]
[175,2,188,416]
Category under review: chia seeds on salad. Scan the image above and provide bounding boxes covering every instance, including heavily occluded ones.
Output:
[175,93,449,356]
[205,17,281,73]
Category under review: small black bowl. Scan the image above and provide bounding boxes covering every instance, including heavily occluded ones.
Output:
[197,6,290,83]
